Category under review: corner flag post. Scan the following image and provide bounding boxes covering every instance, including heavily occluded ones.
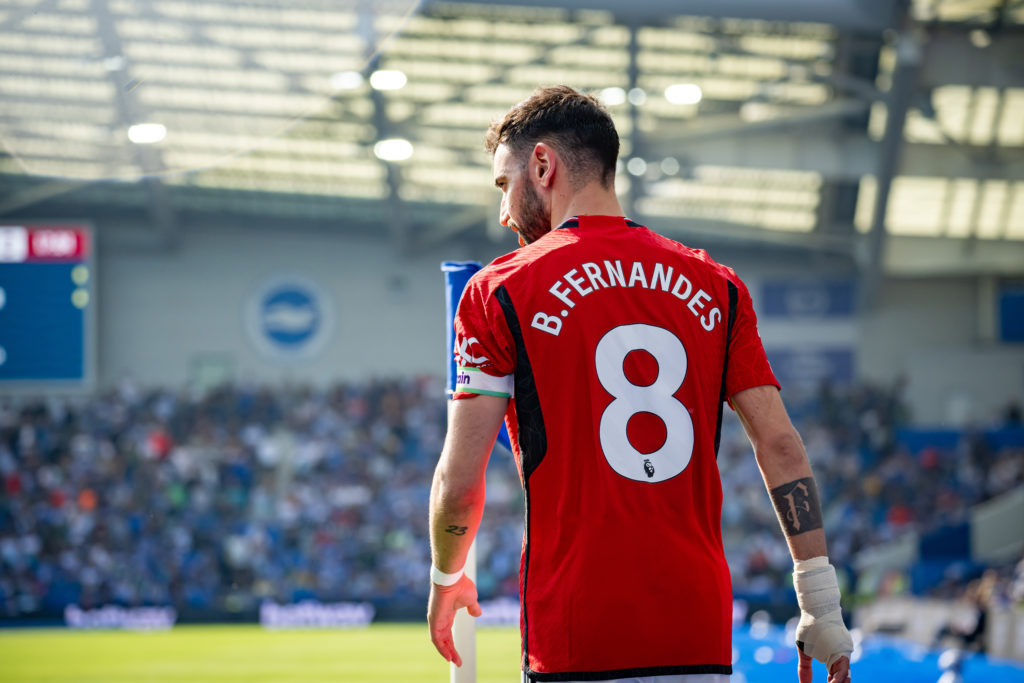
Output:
[442,261,482,683]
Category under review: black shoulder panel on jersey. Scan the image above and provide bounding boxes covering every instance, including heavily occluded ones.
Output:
[494,284,547,482]
[494,284,544,673]
[713,280,739,457]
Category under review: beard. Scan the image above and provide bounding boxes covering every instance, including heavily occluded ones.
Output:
[508,181,550,245]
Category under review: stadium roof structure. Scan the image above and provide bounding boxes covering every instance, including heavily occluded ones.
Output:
[1,0,1023,284]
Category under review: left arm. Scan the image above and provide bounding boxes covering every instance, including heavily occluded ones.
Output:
[427,393,508,666]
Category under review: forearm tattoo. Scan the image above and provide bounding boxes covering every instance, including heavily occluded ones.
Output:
[769,477,823,537]
[444,525,468,536]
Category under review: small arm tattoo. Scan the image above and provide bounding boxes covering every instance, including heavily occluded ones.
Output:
[444,525,468,536]
[770,477,823,537]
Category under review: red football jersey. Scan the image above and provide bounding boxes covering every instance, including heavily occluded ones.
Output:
[453,215,778,681]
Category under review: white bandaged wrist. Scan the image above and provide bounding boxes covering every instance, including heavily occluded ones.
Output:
[431,565,464,587]
[794,555,829,572]
[793,561,854,668]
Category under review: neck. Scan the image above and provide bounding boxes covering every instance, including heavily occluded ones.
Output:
[550,181,625,229]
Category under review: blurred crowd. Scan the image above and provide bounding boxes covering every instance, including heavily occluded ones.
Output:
[718,383,1024,605]
[0,379,447,618]
[0,378,1022,620]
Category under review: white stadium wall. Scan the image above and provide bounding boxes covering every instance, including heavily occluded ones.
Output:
[96,223,470,390]
[734,266,1022,426]
[858,277,1024,426]
[93,223,1022,425]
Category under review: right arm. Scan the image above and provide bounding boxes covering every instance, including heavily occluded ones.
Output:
[732,385,852,683]
[732,385,827,562]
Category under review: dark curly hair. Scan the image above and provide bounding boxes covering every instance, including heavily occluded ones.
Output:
[485,85,619,188]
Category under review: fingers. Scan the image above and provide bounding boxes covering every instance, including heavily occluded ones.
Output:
[428,577,480,667]
[828,655,851,683]
[798,650,814,683]
[428,614,463,668]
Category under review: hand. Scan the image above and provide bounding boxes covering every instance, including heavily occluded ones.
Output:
[427,574,482,667]
[799,651,850,683]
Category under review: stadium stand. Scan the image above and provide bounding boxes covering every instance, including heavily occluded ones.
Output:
[1,380,1020,631]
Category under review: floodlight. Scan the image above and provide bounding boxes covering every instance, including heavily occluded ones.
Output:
[374,138,413,161]
[626,157,647,176]
[127,123,166,144]
[660,158,680,176]
[968,29,991,49]
[103,56,125,72]
[739,102,775,122]
[369,70,407,91]
[665,83,702,105]
[331,71,364,90]
[600,87,626,106]
[627,88,646,106]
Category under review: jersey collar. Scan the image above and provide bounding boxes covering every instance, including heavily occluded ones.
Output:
[555,215,641,230]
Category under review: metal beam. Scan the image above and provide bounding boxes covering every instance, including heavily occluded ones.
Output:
[360,0,411,256]
[91,0,178,247]
[644,118,1024,182]
[885,234,1024,276]
[409,206,488,251]
[815,30,882,235]
[427,0,903,31]
[920,26,1024,89]
[0,177,94,216]
[863,29,921,306]
[646,215,856,256]
[645,99,871,146]
[625,23,643,220]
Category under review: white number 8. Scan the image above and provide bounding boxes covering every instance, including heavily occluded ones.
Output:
[595,324,694,483]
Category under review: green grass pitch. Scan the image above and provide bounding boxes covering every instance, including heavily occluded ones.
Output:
[0,623,522,682]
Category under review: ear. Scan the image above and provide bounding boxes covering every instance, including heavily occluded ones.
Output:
[530,142,557,189]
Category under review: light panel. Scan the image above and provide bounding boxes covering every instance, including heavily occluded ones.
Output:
[22,12,96,33]
[0,32,99,54]
[1007,185,1024,238]
[946,179,980,238]
[0,75,114,101]
[153,1,359,30]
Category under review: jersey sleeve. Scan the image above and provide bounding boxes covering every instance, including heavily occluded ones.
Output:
[725,276,780,400]
[452,276,516,400]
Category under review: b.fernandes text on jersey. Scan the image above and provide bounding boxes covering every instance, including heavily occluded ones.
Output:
[531,259,722,337]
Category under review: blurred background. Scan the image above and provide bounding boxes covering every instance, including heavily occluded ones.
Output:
[0,0,1023,676]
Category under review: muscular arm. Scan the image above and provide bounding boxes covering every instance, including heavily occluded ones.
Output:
[733,385,852,682]
[427,393,507,667]
[732,384,827,560]
[428,393,508,572]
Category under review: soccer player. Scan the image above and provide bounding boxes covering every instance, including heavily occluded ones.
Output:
[428,85,853,683]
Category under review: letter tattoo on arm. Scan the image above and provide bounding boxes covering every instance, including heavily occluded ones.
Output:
[769,477,823,536]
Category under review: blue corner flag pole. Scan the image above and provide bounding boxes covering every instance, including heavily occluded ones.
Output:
[442,261,480,683]
[441,261,514,683]
[442,261,512,452]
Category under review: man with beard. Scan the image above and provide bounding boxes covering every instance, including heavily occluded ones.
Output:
[427,85,853,683]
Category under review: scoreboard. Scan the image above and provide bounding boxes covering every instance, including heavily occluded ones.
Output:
[0,224,94,388]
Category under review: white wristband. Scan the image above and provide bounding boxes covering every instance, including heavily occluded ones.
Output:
[431,565,464,587]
